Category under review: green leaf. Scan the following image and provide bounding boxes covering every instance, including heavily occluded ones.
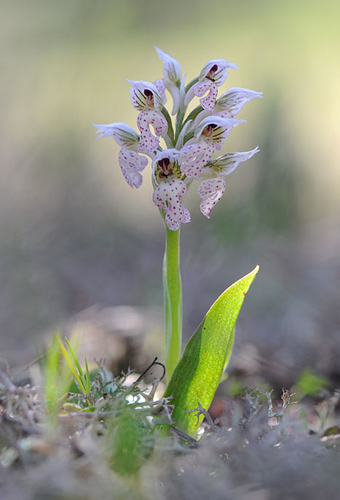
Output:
[164,265,259,436]
[106,405,154,476]
[56,336,87,395]
[296,369,329,396]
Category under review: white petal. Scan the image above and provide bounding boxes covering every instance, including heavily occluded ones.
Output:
[155,46,182,85]
[197,176,226,218]
[92,122,140,148]
[218,147,260,175]
[215,87,263,116]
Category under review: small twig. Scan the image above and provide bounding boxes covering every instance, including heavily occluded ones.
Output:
[170,425,199,448]
[135,357,166,384]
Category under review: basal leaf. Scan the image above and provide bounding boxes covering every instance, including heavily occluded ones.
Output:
[164,265,259,436]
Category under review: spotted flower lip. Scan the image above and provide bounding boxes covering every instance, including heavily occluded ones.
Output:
[137,110,168,155]
[197,176,226,219]
[92,122,140,148]
[127,80,165,112]
[192,79,219,111]
[153,178,191,231]
[119,148,148,188]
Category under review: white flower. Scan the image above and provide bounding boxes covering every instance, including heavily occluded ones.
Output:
[198,147,260,217]
[179,116,245,180]
[127,80,165,112]
[194,116,246,151]
[199,59,239,86]
[185,58,239,110]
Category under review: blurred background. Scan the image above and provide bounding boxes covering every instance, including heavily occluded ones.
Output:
[1,0,339,390]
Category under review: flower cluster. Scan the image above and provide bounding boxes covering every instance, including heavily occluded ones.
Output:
[94,47,262,231]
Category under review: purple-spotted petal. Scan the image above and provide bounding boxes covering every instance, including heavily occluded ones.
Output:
[152,179,191,231]
[119,148,148,188]
[178,141,215,180]
[193,80,218,111]
[197,176,226,218]
[137,110,168,154]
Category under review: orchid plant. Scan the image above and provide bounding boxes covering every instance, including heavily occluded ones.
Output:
[93,47,261,436]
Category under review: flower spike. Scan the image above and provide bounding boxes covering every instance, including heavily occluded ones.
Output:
[94,48,261,226]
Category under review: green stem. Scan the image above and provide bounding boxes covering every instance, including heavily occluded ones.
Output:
[163,225,182,380]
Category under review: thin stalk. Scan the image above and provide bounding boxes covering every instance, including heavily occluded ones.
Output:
[163,225,182,380]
